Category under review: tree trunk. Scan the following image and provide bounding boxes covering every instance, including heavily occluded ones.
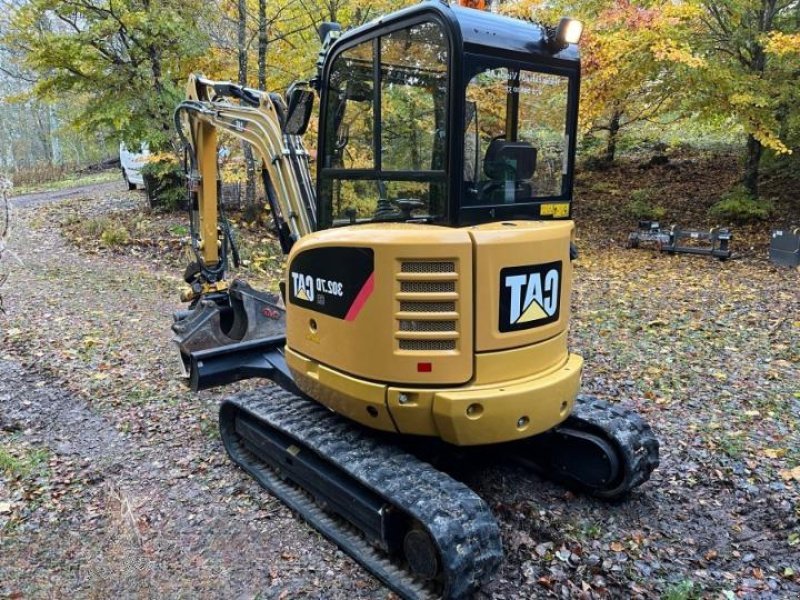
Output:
[48,105,61,165]
[604,109,621,165]
[35,107,53,165]
[238,0,257,211]
[258,0,267,90]
[237,0,247,89]
[737,2,772,198]
[743,133,762,198]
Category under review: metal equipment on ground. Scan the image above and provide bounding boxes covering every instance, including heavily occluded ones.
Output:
[627,220,732,260]
[770,228,800,267]
[170,4,659,598]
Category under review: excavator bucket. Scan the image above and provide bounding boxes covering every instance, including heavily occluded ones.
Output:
[172,280,286,378]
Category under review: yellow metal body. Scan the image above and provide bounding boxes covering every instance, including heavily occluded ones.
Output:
[195,121,219,266]
[285,220,582,446]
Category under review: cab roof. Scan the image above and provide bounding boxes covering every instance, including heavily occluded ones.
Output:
[333,0,580,65]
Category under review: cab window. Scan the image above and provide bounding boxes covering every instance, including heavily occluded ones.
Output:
[319,21,449,228]
[463,66,570,205]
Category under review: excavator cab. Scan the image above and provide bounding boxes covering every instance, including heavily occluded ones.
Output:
[316,4,579,229]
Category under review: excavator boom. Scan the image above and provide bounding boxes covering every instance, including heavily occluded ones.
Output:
[172,75,319,371]
[176,75,316,274]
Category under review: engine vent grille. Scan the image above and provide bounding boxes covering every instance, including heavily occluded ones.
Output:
[399,339,456,351]
[396,260,459,353]
[399,320,456,332]
[399,301,456,313]
[400,280,456,293]
[400,261,455,273]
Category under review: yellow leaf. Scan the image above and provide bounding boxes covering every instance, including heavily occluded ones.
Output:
[610,541,624,552]
[763,448,786,459]
[779,466,800,482]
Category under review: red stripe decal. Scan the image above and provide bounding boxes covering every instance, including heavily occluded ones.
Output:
[345,273,375,321]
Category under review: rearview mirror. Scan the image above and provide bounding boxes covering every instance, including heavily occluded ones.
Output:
[284,84,314,135]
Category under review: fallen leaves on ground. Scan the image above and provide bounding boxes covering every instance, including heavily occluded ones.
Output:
[0,156,798,598]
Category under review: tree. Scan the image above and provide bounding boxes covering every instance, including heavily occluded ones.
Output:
[237,0,257,209]
[258,0,268,89]
[497,1,702,165]
[688,0,798,197]
[580,1,702,164]
[4,0,210,150]
[764,29,800,148]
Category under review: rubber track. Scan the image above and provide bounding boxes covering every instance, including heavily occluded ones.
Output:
[219,388,503,600]
[564,395,660,497]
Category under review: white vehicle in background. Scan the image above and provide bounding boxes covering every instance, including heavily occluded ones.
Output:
[119,142,150,190]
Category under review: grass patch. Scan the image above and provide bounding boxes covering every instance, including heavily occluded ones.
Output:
[625,188,666,220]
[73,215,132,248]
[168,224,189,236]
[0,442,50,479]
[580,520,603,540]
[710,187,772,223]
[717,431,747,460]
[663,579,697,600]
[100,223,131,247]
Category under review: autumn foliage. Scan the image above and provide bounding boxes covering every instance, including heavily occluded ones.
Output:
[2,0,798,199]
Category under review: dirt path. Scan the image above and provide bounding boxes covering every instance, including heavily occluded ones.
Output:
[0,359,381,598]
[1,181,798,599]
[10,181,122,209]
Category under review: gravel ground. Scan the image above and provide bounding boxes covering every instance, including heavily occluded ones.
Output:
[1,179,798,599]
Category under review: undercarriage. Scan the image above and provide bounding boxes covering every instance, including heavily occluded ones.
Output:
[218,386,658,599]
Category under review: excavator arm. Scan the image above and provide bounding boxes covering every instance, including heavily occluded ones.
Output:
[175,74,316,281]
[172,75,317,379]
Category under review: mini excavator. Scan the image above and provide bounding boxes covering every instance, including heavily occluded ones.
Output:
[172,2,659,598]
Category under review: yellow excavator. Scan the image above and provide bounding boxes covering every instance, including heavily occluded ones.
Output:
[171,2,658,598]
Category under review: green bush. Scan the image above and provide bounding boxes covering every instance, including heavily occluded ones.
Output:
[100,222,130,247]
[141,156,186,212]
[709,188,771,223]
[625,189,666,220]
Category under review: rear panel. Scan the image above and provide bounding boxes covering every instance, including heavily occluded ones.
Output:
[285,224,474,385]
[469,220,574,352]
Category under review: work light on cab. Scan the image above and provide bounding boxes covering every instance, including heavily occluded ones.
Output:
[553,17,583,48]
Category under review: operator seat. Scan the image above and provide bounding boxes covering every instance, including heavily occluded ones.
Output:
[482,139,537,203]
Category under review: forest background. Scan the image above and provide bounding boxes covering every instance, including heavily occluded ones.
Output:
[0,0,798,216]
